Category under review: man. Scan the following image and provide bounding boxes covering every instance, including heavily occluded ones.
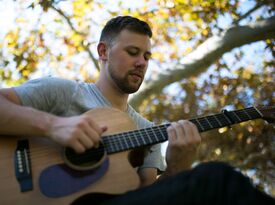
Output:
[0,16,273,205]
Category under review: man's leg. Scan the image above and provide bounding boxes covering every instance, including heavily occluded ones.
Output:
[100,162,274,205]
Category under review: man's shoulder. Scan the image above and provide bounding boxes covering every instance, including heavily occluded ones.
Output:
[23,77,86,93]
[32,76,77,86]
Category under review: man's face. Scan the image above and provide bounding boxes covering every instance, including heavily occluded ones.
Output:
[106,30,151,94]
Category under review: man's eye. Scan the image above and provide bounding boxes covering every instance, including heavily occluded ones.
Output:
[127,50,138,56]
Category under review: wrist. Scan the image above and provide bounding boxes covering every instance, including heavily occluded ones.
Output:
[28,107,59,138]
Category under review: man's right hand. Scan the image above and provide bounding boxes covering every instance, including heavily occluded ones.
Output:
[48,115,108,154]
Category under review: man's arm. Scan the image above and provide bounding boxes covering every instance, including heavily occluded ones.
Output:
[137,120,201,186]
[160,120,201,179]
[138,168,158,187]
[0,88,54,136]
[0,88,106,153]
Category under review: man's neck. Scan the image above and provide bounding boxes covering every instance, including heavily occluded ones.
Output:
[95,80,129,112]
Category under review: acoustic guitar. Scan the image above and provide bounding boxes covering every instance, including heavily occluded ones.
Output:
[0,106,274,205]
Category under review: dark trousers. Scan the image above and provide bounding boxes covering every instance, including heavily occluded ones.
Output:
[72,162,275,205]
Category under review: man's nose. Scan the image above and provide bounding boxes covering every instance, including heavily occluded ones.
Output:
[135,55,147,67]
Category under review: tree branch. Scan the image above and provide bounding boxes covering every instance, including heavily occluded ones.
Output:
[233,2,264,25]
[129,17,275,108]
[50,5,99,70]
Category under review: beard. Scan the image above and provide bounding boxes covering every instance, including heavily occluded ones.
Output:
[108,65,143,94]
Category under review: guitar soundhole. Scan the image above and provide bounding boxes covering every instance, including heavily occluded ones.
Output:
[64,142,106,171]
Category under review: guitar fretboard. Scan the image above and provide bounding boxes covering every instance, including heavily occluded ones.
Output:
[102,107,263,154]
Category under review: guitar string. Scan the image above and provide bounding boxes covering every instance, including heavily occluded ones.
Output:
[7,125,170,161]
[1,108,260,162]
[3,108,258,164]
[0,125,168,162]
[20,108,260,162]
[2,108,259,162]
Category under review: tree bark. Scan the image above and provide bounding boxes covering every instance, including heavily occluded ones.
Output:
[129,17,275,108]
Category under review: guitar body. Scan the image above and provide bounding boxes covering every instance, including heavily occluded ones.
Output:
[0,108,140,205]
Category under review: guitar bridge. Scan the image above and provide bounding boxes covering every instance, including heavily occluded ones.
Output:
[14,139,33,192]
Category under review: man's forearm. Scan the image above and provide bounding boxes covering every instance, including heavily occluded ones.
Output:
[0,94,56,137]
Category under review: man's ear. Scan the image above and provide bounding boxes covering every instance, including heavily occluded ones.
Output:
[97,42,108,61]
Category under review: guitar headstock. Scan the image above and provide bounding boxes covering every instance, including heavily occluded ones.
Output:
[257,106,275,123]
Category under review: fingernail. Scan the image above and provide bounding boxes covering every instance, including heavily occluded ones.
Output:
[101,126,108,132]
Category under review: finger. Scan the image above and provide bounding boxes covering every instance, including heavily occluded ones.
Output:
[189,121,201,144]
[86,117,104,135]
[84,126,101,148]
[82,117,105,147]
[181,121,201,146]
[172,121,186,143]
[72,141,86,154]
[167,125,177,143]
[180,120,194,144]
[77,131,95,149]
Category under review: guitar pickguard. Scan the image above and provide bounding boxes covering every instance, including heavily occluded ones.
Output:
[39,158,109,198]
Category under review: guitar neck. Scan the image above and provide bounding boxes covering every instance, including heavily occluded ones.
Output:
[102,107,263,154]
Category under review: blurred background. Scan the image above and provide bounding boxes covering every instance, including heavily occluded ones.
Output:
[0,0,274,196]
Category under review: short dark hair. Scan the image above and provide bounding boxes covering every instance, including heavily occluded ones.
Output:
[99,16,152,46]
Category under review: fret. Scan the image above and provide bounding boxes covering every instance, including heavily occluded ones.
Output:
[150,127,159,142]
[235,110,250,121]
[106,138,116,153]
[142,130,153,144]
[206,115,220,128]
[213,115,222,127]
[111,136,120,152]
[197,117,211,131]
[112,135,122,151]
[130,132,139,147]
[243,109,252,120]
[194,118,204,132]
[156,124,169,142]
[114,135,124,151]
[244,107,260,119]
[119,134,128,149]
[220,113,232,124]
[253,107,263,118]
[157,125,168,141]
[105,134,128,153]
[231,111,242,122]
[205,117,213,128]
[219,113,232,126]
[243,107,260,119]
[121,134,131,149]
[127,132,135,148]
[134,132,142,146]
[162,125,169,141]
[137,130,147,146]
[146,128,155,144]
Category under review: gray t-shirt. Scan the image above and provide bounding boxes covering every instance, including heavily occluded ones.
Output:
[14,77,165,172]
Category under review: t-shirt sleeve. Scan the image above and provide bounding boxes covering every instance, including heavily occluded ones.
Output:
[138,143,166,173]
[13,77,76,115]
